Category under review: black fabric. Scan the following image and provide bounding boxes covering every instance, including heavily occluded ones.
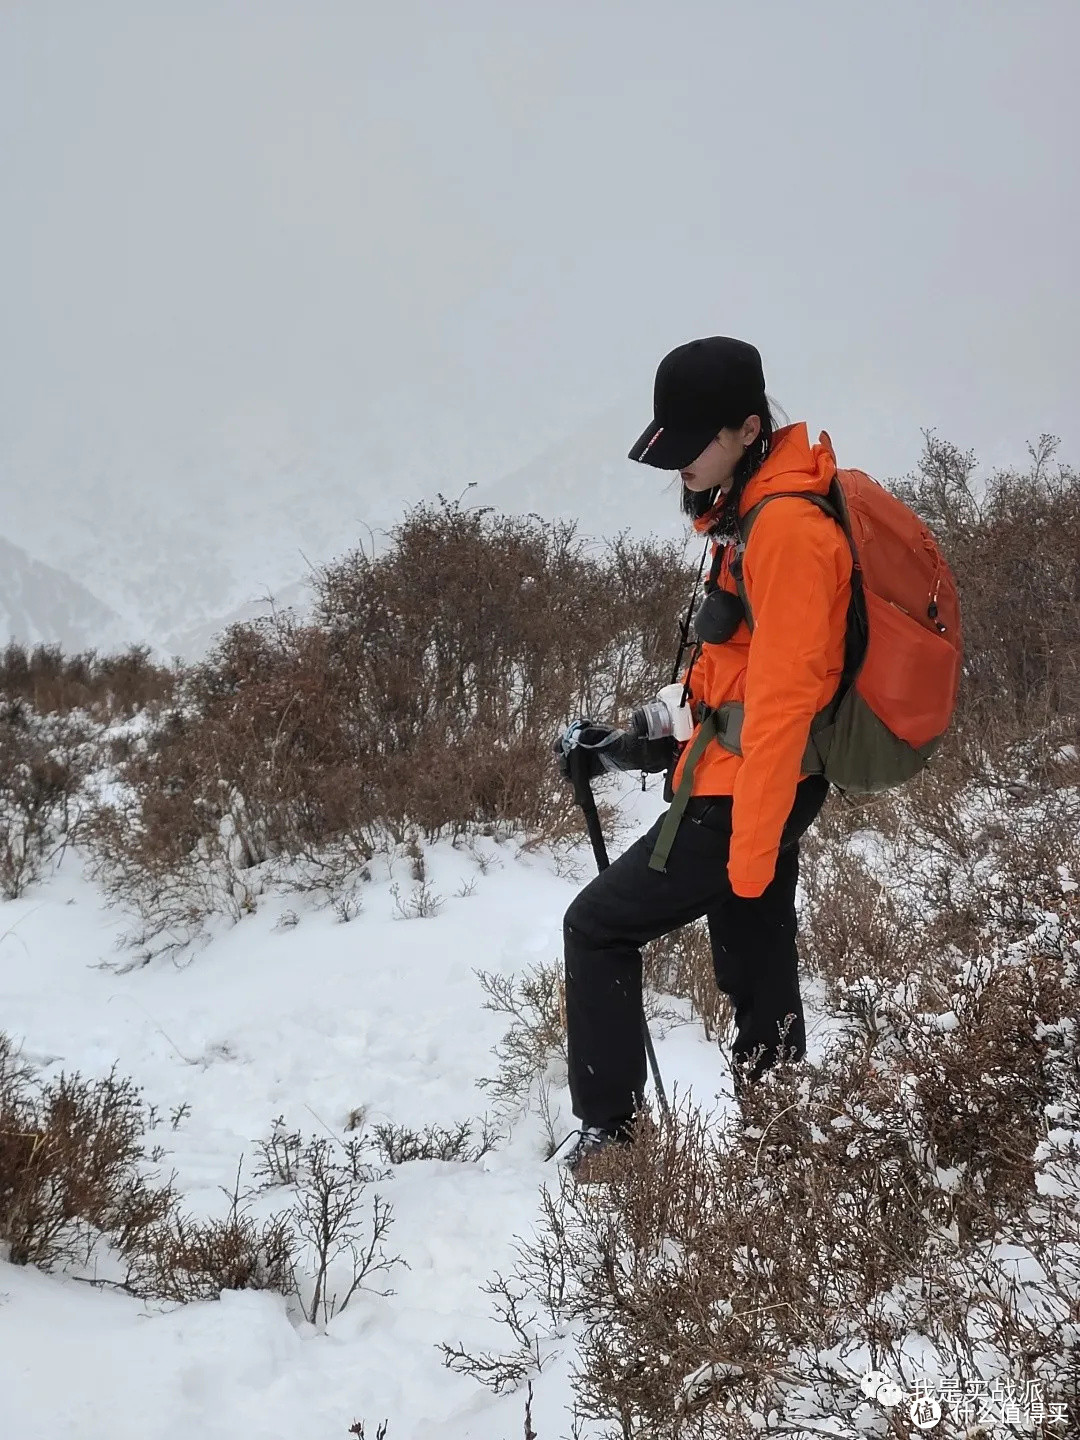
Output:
[612,731,677,774]
[563,775,829,1129]
[690,537,746,644]
[693,587,746,645]
[705,539,727,592]
[628,337,767,471]
[553,724,615,782]
[628,417,720,472]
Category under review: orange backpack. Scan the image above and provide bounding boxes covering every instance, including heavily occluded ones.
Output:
[731,461,964,793]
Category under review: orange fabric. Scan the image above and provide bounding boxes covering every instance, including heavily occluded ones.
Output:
[828,466,962,747]
[672,423,853,898]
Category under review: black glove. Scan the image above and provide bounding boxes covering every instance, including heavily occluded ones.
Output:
[553,721,675,783]
[608,728,677,775]
[552,722,614,783]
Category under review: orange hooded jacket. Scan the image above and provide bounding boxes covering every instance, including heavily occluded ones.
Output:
[673,423,853,899]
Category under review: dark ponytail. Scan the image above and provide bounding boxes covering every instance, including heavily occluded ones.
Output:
[679,394,779,533]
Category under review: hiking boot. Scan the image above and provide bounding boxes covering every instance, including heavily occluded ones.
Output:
[558,1124,634,1184]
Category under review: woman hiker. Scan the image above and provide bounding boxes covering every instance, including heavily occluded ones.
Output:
[556,336,853,1182]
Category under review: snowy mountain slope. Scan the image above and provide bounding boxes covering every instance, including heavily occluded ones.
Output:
[0,424,396,662]
[0,392,584,664]
[0,774,841,1440]
[0,532,147,656]
[1,397,868,664]
[160,575,314,662]
[2,391,701,664]
[467,405,692,549]
[157,406,694,663]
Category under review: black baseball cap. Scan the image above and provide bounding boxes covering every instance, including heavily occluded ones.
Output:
[628,336,767,470]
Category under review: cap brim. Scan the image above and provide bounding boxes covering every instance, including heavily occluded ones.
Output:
[628,419,718,470]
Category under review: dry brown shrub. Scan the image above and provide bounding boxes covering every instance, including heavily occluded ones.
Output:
[253,1116,304,1188]
[450,999,1079,1436]
[0,1039,257,1304]
[802,770,1080,1221]
[0,698,97,897]
[84,501,694,947]
[285,1135,400,1325]
[368,1118,500,1165]
[0,1043,403,1324]
[450,764,1080,1436]
[798,840,922,995]
[127,1175,297,1304]
[476,961,568,1124]
[0,641,176,721]
[443,1068,939,1432]
[130,1134,400,1322]
[643,921,726,1041]
[899,950,1065,1232]
[0,1035,176,1270]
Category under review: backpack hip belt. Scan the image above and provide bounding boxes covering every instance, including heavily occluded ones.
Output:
[647,699,834,874]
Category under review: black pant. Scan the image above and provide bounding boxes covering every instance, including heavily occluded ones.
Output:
[563,775,829,1130]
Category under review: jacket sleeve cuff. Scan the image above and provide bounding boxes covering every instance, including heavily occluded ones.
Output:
[727,862,772,899]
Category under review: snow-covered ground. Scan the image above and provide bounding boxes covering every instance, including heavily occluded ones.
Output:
[0,775,840,1440]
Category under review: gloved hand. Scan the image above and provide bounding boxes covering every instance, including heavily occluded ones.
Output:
[553,720,675,783]
[552,722,616,783]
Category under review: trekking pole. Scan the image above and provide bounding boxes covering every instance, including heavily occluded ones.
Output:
[568,747,671,1121]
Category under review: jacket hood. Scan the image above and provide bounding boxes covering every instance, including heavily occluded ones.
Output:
[691,423,836,535]
[738,423,836,514]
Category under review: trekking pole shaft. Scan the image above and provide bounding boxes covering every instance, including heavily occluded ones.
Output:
[573,776,610,872]
[641,1013,669,1116]
[569,752,670,1120]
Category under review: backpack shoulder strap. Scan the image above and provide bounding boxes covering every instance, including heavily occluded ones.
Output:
[704,539,726,594]
[730,487,845,632]
[738,487,843,545]
[734,478,868,696]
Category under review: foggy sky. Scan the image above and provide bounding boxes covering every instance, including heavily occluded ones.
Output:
[3,0,1078,530]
